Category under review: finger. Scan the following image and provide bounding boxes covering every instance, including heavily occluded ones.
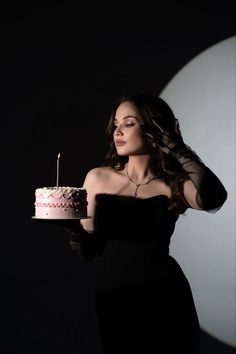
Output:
[174,118,182,135]
[151,119,165,133]
[144,132,165,147]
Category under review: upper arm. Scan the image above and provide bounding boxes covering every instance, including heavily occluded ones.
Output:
[80,168,102,232]
[183,177,227,212]
[183,179,202,210]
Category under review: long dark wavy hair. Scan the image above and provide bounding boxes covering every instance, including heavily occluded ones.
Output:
[104,94,190,214]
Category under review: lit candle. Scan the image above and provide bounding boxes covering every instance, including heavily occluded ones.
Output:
[56,153,60,187]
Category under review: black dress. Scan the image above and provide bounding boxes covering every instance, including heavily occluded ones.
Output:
[92,193,200,354]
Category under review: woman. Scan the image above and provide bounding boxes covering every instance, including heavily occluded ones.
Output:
[68,94,227,353]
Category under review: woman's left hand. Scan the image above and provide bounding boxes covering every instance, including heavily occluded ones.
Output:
[141,118,184,154]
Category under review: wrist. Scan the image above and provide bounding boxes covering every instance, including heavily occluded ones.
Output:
[68,232,83,241]
[163,142,186,159]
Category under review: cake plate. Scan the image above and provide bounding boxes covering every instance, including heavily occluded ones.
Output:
[31,216,91,227]
[31,216,91,220]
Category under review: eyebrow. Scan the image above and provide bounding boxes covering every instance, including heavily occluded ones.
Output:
[114,115,140,121]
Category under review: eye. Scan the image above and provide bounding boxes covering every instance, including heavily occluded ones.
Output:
[124,119,136,127]
[113,118,136,129]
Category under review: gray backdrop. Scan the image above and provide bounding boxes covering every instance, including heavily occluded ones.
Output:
[1,2,235,353]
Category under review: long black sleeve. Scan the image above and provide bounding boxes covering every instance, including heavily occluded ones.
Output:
[172,144,228,212]
[67,224,110,262]
[68,229,100,262]
[141,122,227,212]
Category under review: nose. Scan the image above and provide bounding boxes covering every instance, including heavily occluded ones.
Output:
[114,124,124,135]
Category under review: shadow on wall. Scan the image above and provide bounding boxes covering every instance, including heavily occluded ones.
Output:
[200,330,236,353]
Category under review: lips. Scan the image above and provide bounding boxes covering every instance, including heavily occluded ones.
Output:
[115,139,126,146]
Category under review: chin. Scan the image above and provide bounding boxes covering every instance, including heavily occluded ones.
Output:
[116,146,146,156]
[117,152,129,156]
[116,147,128,155]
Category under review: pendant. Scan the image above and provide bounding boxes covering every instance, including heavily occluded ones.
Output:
[134,184,140,197]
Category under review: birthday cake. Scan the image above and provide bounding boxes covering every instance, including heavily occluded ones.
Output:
[34,187,88,219]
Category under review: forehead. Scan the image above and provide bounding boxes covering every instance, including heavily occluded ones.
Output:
[115,101,142,121]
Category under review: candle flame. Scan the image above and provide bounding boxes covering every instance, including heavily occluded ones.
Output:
[58,153,60,159]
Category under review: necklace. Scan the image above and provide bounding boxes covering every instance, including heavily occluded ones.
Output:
[125,165,158,198]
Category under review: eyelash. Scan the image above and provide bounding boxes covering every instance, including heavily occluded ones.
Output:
[114,121,136,128]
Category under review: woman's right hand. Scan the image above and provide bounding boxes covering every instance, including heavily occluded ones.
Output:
[42,219,83,237]
[60,220,83,237]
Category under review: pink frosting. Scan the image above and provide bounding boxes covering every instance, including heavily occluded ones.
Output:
[34,186,87,219]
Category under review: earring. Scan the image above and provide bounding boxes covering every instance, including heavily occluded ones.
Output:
[153,143,157,148]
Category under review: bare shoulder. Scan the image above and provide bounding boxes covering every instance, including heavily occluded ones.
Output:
[83,166,115,190]
[84,166,113,182]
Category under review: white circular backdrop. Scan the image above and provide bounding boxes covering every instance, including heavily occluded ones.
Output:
[160,35,236,347]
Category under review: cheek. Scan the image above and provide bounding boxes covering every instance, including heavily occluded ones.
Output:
[129,131,146,148]
[128,127,142,138]
[134,129,145,141]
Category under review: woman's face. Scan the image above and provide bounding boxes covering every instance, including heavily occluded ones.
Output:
[113,101,148,156]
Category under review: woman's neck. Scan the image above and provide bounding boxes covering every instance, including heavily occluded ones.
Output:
[126,155,156,183]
